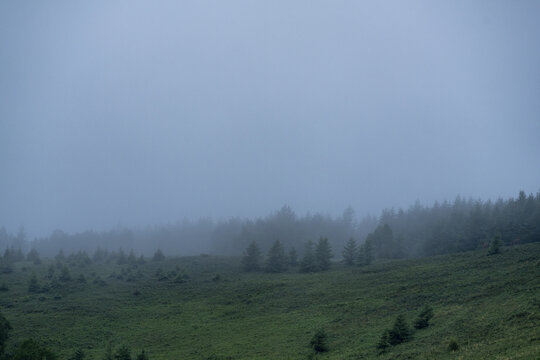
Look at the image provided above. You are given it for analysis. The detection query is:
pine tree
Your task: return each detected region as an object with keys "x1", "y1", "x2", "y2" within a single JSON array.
[
  {"x1": 27, "y1": 248, "x2": 41, "y2": 264},
  {"x1": 315, "y1": 237, "x2": 333, "y2": 271},
  {"x1": 152, "y1": 249, "x2": 165, "y2": 261},
  {"x1": 309, "y1": 329, "x2": 329, "y2": 353},
  {"x1": 288, "y1": 247, "x2": 298, "y2": 267},
  {"x1": 265, "y1": 240, "x2": 288, "y2": 273},
  {"x1": 241, "y1": 241, "x2": 261, "y2": 272},
  {"x1": 388, "y1": 314, "x2": 411, "y2": 345},
  {"x1": 300, "y1": 241, "x2": 317, "y2": 272},
  {"x1": 358, "y1": 240, "x2": 373, "y2": 266},
  {"x1": 28, "y1": 272, "x2": 40, "y2": 293},
  {"x1": 376, "y1": 329, "x2": 390, "y2": 353},
  {"x1": 414, "y1": 305, "x2": 434, "y2": 329},
  {"x1": 342, "y1": 237, "x2": 357, "y2": 266}
]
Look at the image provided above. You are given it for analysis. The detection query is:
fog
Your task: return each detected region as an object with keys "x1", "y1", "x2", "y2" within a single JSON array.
[{"x1": 1, "y1": 1, "x2": 539, "y2": 241}]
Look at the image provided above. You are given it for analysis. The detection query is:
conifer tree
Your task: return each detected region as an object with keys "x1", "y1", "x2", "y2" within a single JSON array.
[
  {"x1": 342, "y1": 237, "x2": 357, "y2": 266},
  {"x1": 288, "y1": 247, "x2": 298, "y2": 267},
  {"x1": 265, "y1": 240, "x2": 288, "y2": 273},
  {"x1": 388, "y1": 314, "x2": 411, "y2": 345},
  {"x1": 300, "y1": 240, "x2": 317, "y2": 272},
  {"x1": 241, "y1": 241, "x2": 261, "y2": 271},
  {"x1": 315, "y1": 237, "x2": 333, "y2": 271}
]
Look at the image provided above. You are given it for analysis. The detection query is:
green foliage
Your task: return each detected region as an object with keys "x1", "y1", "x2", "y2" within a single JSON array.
[
  {"x1": 265, "y1": 240, "x2": 288, "y2": 273},
  {"x1": 136, "y1": 349, "x2": 149, "y2": 360},
  {"x1": 0, "y1": 243, "x2": 538, "y2": 359},
  {"x1": 0, "y1": 311, "x2": 11, "y2": 355},
  {"x1": 114, "y1": 345, "x2": 131, "y2": 360},
  {"x1": 300, "y1": 241, "x2": 317, "y2": 272},
  {"x1": 68, "y1": 348, "x2": 85, "y2": 360},
  {"x1": 13, "y1": 339, "x2": 57, "y2": 360},
  {"x1": 241, "y1": 241, "x2": 261, "y2": 272},
  {"x1": 376, "y1": 329, "x2": 390, "y2": 353},
  {"x1": 309, "y1": 329, "x2": 329, "y2": 353},
  {"x1": 359, "y1": 240, "x2": 373, "y2": 265},
  {"x1": 414, "y1": 305, "x2": 434, "y2": 329},
  {"x1": 102, "y1": 342, "x2": 113, "y2": 360},
  {"x1": 388, "y1": 314, "x2": 411, "y2": 345},
  {"x1": 447, "y1": 338, "x2": 459, "y2": 352},
  {"x1": 342, "y1": 237, "x2": 357, "y2": 266},
  {"x1": 315, "y1": 237, "x2": 333, "y2": 271}
]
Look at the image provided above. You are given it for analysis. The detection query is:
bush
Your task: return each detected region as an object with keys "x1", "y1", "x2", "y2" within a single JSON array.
[
  {"x1": 414, "y1": 305, "x2": 434, "y2": 329},
  {"x1": 376, "y1": 329, "x2": 390, "y2": 353},
  {"x1": 13, "y1": 339, "x2": 57, "y2": 360},
  {"x1": 309, "y1": 329, "x2": 329, "y2": 353},
  {"x1": 114, "y1": 345, "x2": 131, "y2": 360},
  {"x1": 68, "y1": 348, "x2": 85, "y2": 360},
  {"x1": 136, "y1": 349, "x2": 149, "y2": 360},
  {"x1": 448, "y1": 338, "x2": 459, "y2": 352}
]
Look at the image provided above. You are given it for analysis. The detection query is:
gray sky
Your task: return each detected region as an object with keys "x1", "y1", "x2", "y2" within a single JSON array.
[{"x1": 1, "y1": 1, "x2": 539, "y2": 238}]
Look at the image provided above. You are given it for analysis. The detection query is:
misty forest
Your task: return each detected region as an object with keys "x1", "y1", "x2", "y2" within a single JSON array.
[{"x1": 1, "y1": 1, "x2": 540, "y2": 360}]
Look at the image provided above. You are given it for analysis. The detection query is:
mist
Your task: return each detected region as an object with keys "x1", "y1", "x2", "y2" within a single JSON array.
[{"x1": 1, "y1": 1, "x2": 539, "y2": 241}]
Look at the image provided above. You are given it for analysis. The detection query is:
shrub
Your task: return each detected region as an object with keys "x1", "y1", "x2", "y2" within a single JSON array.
[
  {"x1": 414, "y1": 305, "x2": 434, "y2": 329},
  {"x1": 388, "y1": 314, "x2": 411, "y2": 345},
  {"x1": 376, "y1": 329, "x2": 390, "y2": 353},
  {"x1": 13, "y1": 339, "x2": 57, "y2": 360},
  {"x1": 309, "y1": 329, "x2": 329, "y2": 353},
  {"x1": 68, "y1": 348, "x2": 85, "y2": 360},
  {"x1": 136, "y1": 349, "x2": 149, "y2": 360},
  {"x1": 448, "y1": 338, "x2": 459, "y2": 352},
  {"x1": 114, "y1": 345, "x2": 131, "y2": 360}
]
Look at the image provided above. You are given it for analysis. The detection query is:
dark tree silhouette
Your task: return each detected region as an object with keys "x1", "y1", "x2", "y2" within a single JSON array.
[
  {"x1": 342, "y1": 237, "x2": 357, "y2": 266},
  {"x1": 265, "y1": 240, "x2": 288, "y2": 273},
  {"x1": 315, "y1": 237, "x2": 333, "y2": 271},
  {"x1": 241, "y1": 241, "x2": 262, "y2": 272}
]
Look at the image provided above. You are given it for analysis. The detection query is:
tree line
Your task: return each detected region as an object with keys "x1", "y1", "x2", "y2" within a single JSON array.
[{"x1": 1, "y1": 191, "x2": 538, "y2": 260}]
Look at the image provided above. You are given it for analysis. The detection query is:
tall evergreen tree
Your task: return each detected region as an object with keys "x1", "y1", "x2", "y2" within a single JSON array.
[
  {"x1": 315, "y1": 237, "x2": 333, "y2": 271},
  {"x1": 388, "y1": 314, "x2": 411, "y2": 345},
  {"x1": 300, "y1": 240, "x2": 317, "y2": 272},
  {"x1": 288, "y1": 247, "x2": 298, "y2": 267},
  {"x1": 342, "y1": 237, "x2": 357, "y2": 266},
  {"x1": 265, "y1": 240, "x2": 288, "y2": 273},
  {"x1": 242, "y1": 241, "x2": 262, "y2": 271}
]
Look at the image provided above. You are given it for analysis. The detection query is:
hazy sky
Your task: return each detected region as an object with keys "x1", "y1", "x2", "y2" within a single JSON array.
[{"x1": 1, "y1": 1, "x2": 539, "y2": 238}]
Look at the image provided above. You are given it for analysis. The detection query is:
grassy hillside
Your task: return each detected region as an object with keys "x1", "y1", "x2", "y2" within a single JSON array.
[{"x1": 1, "y1": 243, "x2": 539, "y2": 359}]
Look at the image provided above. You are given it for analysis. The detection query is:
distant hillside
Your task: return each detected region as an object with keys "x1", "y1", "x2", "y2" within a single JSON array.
[{"x1": 1, "y1": 242, "x2": 539, "y2": 359}]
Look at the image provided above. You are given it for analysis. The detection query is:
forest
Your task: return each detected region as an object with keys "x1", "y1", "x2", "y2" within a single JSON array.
[{"x1": 1, "y1": 191, "x2": 538, "y2": 262}]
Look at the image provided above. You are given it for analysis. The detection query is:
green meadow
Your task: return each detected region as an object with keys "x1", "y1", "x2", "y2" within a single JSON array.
[{"x1": 1, "y1": 243, "x2": 539, "y2": 359}]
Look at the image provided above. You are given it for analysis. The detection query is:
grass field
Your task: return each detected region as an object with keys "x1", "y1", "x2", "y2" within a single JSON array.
[{"x1": 1, "y1": 243, "x2": 539, "y2": 359}]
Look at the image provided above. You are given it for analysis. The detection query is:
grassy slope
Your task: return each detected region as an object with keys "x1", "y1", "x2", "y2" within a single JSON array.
[{"x1": 1, "y1": 244, "x2": 539, "y2": 359}]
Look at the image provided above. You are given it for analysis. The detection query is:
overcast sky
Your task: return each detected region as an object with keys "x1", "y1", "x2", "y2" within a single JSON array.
[{"x1": 1, "y1": 1, "x2": 539, "y2": 238}]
